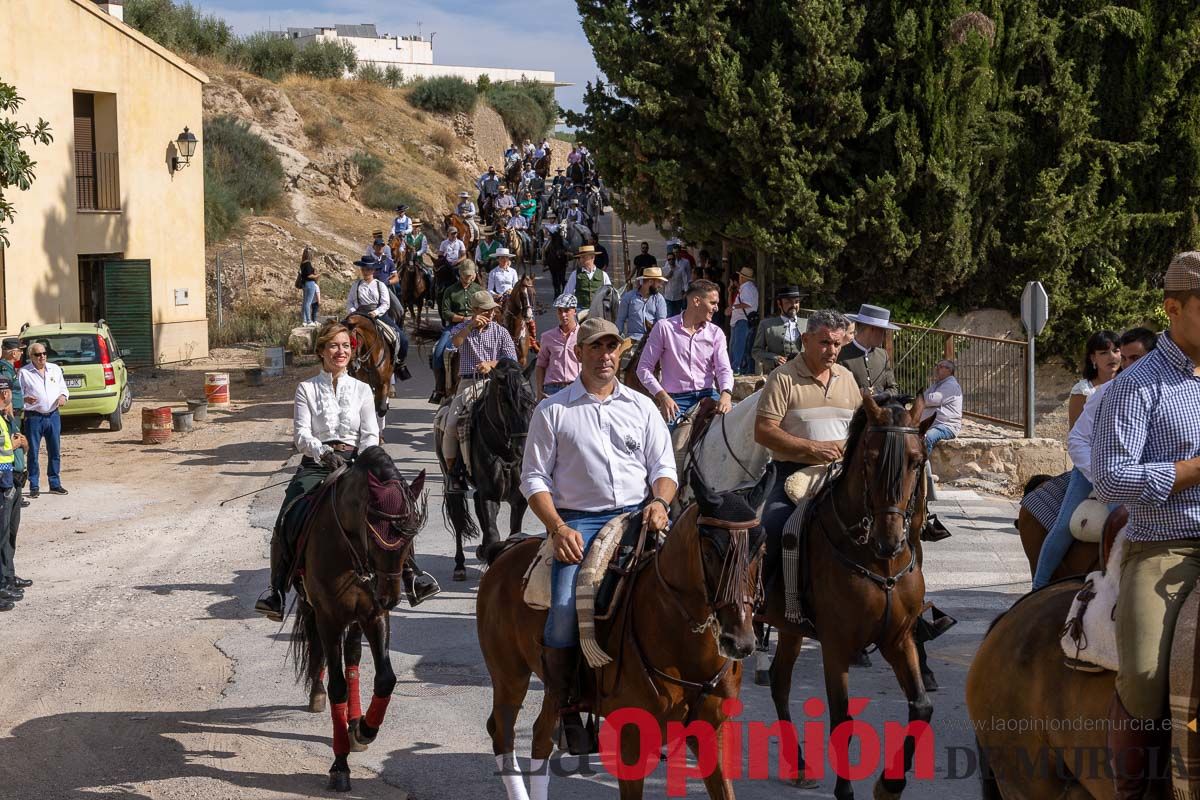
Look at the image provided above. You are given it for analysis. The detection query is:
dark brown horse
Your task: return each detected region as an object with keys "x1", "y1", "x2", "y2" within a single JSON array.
[
  {"x1": 504, "y1": 159, "x2": 523, "y2": 193},
  {"x1": 500, "y1": 270, "x2": 537, "y2": 373},
  {"x1": 1017, "y1": 474, "x2": 1098, "y2": 582},
  {"x1": 477, "y1": 468, "x2": 774, "y2": 799},
  {"x1": 443, "y1": 213, "x2": 477, "y2": 256},
  {"x1": 442, "y1": 359, "x2": 537, "y2": 581},
  {"x1": 343, "y1": 313, "x2": 393, "y2": 424},
  {"x1": 289, "y1": 446, "x2": 427, "y2": 791},
  {"x1": 543, "y1": 225, "x2": 571, "y2": 298},
  {"x1": 621, "y1": 324, "x2": 655, "y2": 398},
  {"x1": 396, "y1": 259, "x2": 428, "y2": 333},
  {"x1": 757, "y1": 394, "x2": 935, "y2": 800},
  {"x1": 533, "y1": 149, "x2": 551, "y2": 178}
]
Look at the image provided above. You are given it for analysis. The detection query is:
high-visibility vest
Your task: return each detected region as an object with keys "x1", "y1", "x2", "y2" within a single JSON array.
[{"x1": 0, "y1": 415, "x2": 14, "y2": 467}]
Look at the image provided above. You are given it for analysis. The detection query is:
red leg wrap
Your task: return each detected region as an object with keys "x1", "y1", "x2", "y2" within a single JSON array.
[
  {"x1": 330, "y1": 702, "x2": 350, "y2": 756},
  {"x1": 345, "y1": 667, "x2": 362, "y2": 721},
  {"x1": 365, "y1": 694, "x2": 392, "y2": 729}
]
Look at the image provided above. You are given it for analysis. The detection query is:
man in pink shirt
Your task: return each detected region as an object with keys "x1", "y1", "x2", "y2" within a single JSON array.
[
  {"x1": 535, "y1": 293, "x2": 581, "y2": 399},
  {"x1": 636, "y1": 279, "x2": 734, "y2": 428}
]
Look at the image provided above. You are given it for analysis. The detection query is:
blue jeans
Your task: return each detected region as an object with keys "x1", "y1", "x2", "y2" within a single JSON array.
[
  {"x1": 23, "y1": 410, "x2": 62, "y2": 491},
  {"x1": 730, "y1": 319, "x2": 751, "y2": 374},
  {"x1": 433, "y1": 328, "x2": 453, "y2": 376},
  {"x1": 668, "y1": 389, "x2": 718, "y2": 430},
  {"x1": 545, "y1": 505, "x2": 640, "y2": 648},
  {"x1": 301, "y1": 281, "x2": 318, "y2": 324},
  {"x1": 1032, "y1": 467, "x2": 1111, "y2": 590},
  {"x1": 924, "y1": 423, "x2": 957, "y2": 455}
]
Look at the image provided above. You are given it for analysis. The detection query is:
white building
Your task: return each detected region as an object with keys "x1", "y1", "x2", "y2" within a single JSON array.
[{"x1": 284, "y1": 24, "x2": 564, "y2": 87}]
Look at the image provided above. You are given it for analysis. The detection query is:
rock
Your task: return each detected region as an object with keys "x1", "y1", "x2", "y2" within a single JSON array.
[
  {"x1": 931, "y1": 436, "x2": 1069, "y2": 496},
  {"x1": 288, "y1": 326, "x2": 316, "y2": 355},
  {"x1": 732, "y1": 375, "x2": 765, "y2": 402}
]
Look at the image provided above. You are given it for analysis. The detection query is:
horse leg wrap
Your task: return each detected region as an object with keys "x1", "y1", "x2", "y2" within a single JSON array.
[
  {"x1": 528, "y1": 757, "x2": 549, "y2": 800},
  {"x1": 495, "y1": 753, "x2": 531, "y2": 800},
  {"x1": 330, "y1": 702, "x2": 351, "y2": 756},
  {"x1": 365, "y1": 694, "x2": 391, "y2": 729},
  {"x1": 345, "y1": 667, "x2": 362, "y2": 721}
]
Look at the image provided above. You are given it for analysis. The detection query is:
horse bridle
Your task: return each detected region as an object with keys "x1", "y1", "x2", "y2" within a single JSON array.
[{"x1": 327, "y1": 479, "x2": 412, "y2": 585}]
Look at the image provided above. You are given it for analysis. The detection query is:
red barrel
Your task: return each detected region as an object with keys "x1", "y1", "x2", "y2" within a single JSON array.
[{"x1": 141, "y1": 406, "x2": 173, "y2": 445}]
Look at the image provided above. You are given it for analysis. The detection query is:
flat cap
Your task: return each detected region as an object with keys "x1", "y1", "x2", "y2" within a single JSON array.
[{"x1": 1165, "y1": 252, "x2": 1200, "y2": 292}]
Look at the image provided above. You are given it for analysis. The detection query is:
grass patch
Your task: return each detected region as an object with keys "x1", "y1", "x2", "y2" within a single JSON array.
[
  {"x1": 208, "y1": 297, "x2": 297, "y2": 348},
  {"x1": 409, "y1": 76, "x2": 478, "y2": 114},
  {"x1": 360, "y1": 176, "x2": 420, "y2": 212},
  {"x1": 303, "y1": 118, "x2": 341, "y2": 147},
  {"x1": 434, "y1": 156, "x2": 460, "y2": 180},
  {"x1": 203, "y1": 116, "x2": 285, "y2": 242},
  {"x1": 430, "y1": 126, "x2": 457, "y2": 152},
  {"x1": 350, "y1": 150, "x2": 384, "y2": 179},
  {"x1": 486, "y1": 80, "x2": 558, "y2": 143}
]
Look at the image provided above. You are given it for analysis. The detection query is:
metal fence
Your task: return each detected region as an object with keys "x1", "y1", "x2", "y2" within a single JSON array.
[
  {"x1": 75, "y1": 150, "x2": 120, "y2": 211},
  {"x1": 887, "y1": 323, "x2": 1027, "y2": 430}
]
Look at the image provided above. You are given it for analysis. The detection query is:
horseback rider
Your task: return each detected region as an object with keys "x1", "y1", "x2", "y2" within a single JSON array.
[
  {"x1": 837, "y1": 303, "x2": 901, "y2": 393},
  {"x1": 534, "y1": 293, "x2": 580, "y2": 400},
  {"x1": 479, "y1": 168, "x2": 501, "y2": 204},
  {"x1": 438, "y1": 226, "x2": 467, "y2": 272},
  {"x1": 404, "y1": 218, "x2": 434, "y2": 302},
  {"x1": 455, "y1": 191, "x2": 477, "y2": 221},
  {"x1": 441, "y1": 291, "x2": 518, "y2": 492},
  {"x1": 495, "y1": 185, "x2": 518, "y2": 217},
  {"x1": 521, "y1": 315, "x2": 677, "y2": 753},
  {"x1": 551, "y1": 167, "x2": 566, "y2": 188},
  {"x1": 1092, "y1": 253, "x2": 1200, "y2": 798},
  {"x1": 486, "y1": 248, "x2": 518, "y2": 301},
  {"x1": 365, "y1": 233, "x2": 400, "y2": 307},
  {"x1": 429, "y1": 262, "x2": 484, "y2": 406},
  {"x1": 519, "y1": 190, "x2": 538, "y2": 224},
  {"x1": 614, "y1": 266, "x2": 668, "y2": 341},
  {"x1": 347, "y1": 255, "x2": 409, "y2": 371},
  {"x1": 563, "y1": 245, "x2": 610, "y2": 312},
  {"x1": 636, "y1": 279, "x2": 734, "y2": 429},
  {"x1": 474, "y1": 227, "x2": 501, "y2": 270},
  {"x1": 752, "y1": 285, "x2": 806, "y2": 374},
  {"x1": 389, "y1": 204, "x2": 412, "y2": 239},
  {"x1": 564, "y1": 198, "x2": 587, "y2": 232}
]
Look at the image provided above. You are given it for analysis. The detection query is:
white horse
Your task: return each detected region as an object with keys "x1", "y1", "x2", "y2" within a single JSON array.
[{"x1": 672, "y1": 388, "x2": 770, "y2": 510}]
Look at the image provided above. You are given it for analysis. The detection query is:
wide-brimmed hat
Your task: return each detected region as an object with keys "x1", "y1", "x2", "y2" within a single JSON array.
[
  {"x1": 577, "y1": 317, "x2": 621, "y2": 346},
  {"x1": 737, "y1": 266, "x2": 756, "y2": 281},
  {"x1": 846, "y1": 303, "x2": 900, "y2": 331},
  {"x1": 553, "y1": 293, "x2": 578, "y2": 309},
  {"x1": 480, "y1": 226, "x2": 496, "y2": 236},
  {"x1": 458, "y1": 191, "x2": 470, "y2": 198},
  {"x1": 570, "y1": 199, "x2": 580, "y2": 205},
  {"x1": 638, "y1": 266, "x2": 667, "y2": 282},
  {"x1": 494, "y1": 248, "x2": 513, "y2": 260},
  {"x1": 470, "y1": 290, "x2": 498, "y2": 311},
  {"x1": 775, "y1": 285, "x2": 803, "y2": 300},
  {"x1": 1166, "y1": 251, "x2": 1200, "y2": 292},
  {"x1": 1, "y1": 337, "x2": 24, "y2": 350},
  {"x1": 575, "y1": 245, "x2": 597, "y2": 258},
  {"x1": 395, "y1": 205, "x2": 407, "y2": 213},
  {"x1": 447, "y1": 226, "x2": 460, "y2": 235},
  {"x1": 411, "y1": 218, "x2": 422, "y2": 227},
  {"x1": 354, "y1": 254, "x2": 379, "y2": 269}
]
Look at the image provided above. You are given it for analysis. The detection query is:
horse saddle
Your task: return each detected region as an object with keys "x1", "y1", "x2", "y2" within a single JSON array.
[
  {"x1": 1060, "y1": 506, "x2": 1129, "y2": 672},
  {"x1": 773, "y1": 464, "x2": 838, "y2": 627},
  {"x1": 1069, "y1": 493, "x2": 1111, "y2": 543}
]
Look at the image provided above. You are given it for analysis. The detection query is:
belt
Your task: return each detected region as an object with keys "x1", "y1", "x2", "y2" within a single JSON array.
[{"x1": 324, "y1": 441, "x2": 356, "y2": 453}]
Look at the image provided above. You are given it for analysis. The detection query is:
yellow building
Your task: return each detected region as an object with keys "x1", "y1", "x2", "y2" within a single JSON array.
[{"x1": 0, "y1": 0, "x2": 208, "y2": 364}]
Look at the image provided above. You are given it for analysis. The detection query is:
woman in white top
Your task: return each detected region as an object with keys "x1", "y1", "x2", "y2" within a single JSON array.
[
  {"x1": 1067, "y1": 330, "x2": 1120, "y2": 428},
  {"x1": 487, "y1": 250, "x2": 518, "y2": 299},
  {"x1": 256, "y1": 321, "x2": 379, "y2": 619}
]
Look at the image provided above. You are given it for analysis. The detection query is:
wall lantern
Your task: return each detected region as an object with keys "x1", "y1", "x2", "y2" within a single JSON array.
[{"x1": 171, "y1": 127, "x2": 198, "y2": 173}]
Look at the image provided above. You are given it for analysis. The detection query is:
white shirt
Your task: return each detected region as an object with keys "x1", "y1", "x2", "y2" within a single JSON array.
[
  {"x1": 919, "y1": 376, "x2": 963, "y2": 434},
  {"x1": 439, "y1": 238, "x2": 466, "y2": 263},
  {"x1": 664, "y1": 258, "x2": 691, "y2": 301},
  {"x1": 521, "y1": 378, "x2": 677, "y2": 511},
  {"x1": 564, "y1": 267, "x2": 611, "y2": 296},
  {"x1": 18, "y1": 362, "x2": 69, "y2": 414},
  {"x1": 1068, "y1": 381, "x2": 1111, "y2": 483},
  {"x1": 390, "y1": 215, "x2": 411, "y2": 237},
  {"x1": 730, "y1": 280, "x2": 759, "y2": 325},
  {"x1": 456, "y1": 201, "x2": 477, "y2": 218},
  {"x1": 293, "y1": 371, "x2": 380, "y2": 460},
  {"x1": 488, "y1": 265, "x2": 519, "y2": 296},
  {"x1": 345, "y1": 278, "x2": 390, "y2": 317}
]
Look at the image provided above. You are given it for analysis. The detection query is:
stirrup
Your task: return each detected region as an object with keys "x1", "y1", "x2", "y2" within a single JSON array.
[
  {"x1": 405, "y1": 571, "x2": 442, "y2": 607},
  {"x1": 254, "y1": 589, "x2": 284, "y2": 622}
]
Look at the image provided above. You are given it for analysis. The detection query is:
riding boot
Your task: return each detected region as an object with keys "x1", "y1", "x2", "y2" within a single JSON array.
[
  {"x1": 1107, "y1": 692, "x2": 1164, "y2": 798},
  {"x1": 254, "y1": 527, "x2": 287, "y2": 620},
  {"x1": 402, "y1": 556, "x2": 442, "y2": 606},
  {"x1": 542, "y1": 646, "x2": 591, "y2": 756},
  {"x1": 445, "y1": 457, "x2": 468, "y2": 494}
]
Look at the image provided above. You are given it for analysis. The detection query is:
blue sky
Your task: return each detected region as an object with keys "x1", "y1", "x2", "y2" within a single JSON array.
[{"x1": 202, "y1": 0, "x2": 601, "y2": 113}]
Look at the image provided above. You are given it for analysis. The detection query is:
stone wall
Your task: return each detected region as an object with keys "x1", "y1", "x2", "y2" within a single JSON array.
[{"x1": 931, "y1": 436, "x2": 1069, "y2": 496}]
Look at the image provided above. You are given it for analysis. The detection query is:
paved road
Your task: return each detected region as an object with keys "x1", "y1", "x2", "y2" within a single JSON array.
[{"x1": 594, "y1": 208, "x2": 672, "y2": 288}]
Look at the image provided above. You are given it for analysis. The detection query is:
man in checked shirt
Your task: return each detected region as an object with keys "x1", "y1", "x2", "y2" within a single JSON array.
[{"x1": 1092, "y1": 251, "x2": 1200, "y2": 798}]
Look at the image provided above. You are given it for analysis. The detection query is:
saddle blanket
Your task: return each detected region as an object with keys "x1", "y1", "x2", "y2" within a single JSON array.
[
  {"x1": 522, "y1": 512, "x2": 639, "y2": 668},
  {"x1": 780, "y1": 465, "x2": 834, "y2": 625},
  {"x1": 1060, "y1": 528, "x2": 1125, "y2": 671},
  {"x1": 1021, "y1": 471, "x2": 1069, "y2": 531}
]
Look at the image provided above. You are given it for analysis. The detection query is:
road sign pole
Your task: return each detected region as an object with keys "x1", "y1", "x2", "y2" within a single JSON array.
[
  {"x1": 1026, "y1": 333, "x2": 1036, "y2": 438},
  {"x1": 1020, "y1": 280, "x2": 1048, "y2": 439}
]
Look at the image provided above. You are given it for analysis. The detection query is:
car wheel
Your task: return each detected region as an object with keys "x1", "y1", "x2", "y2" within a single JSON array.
[
  {"x1": 120, "y1": 384, "x2": 133, "y2": 413},
  {"x1": 108, "y1": 404, "x2": 123, "y2": 432}
]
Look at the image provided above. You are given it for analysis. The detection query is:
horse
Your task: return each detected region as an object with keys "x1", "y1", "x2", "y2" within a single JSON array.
[
  {"x1": 387, "y1": 233, "x2": 406, "y2": 271},
  {"x1": 567, "y1": 160, "x2": 585, "y2": 186},
  {"x1": 756, "y1": 393, "x2": 936, "y2": 800},
  {"x1": 543, "y1": 226, "x2": 571, "y2": 298},
  {"x1": 441, "y1": 359, "x2": 537, "y2": 581},
  {"x1": 500, "y1": 270, "x2": 537, "y2": 375},
  {"x1": 443, "y1": 213, "x2": 477, "y2": 256},
  {"x1": 621, "y1": 331, "x2": 655, "y2": 398},
  {"x1": 581, "y1": 283, "x2": 620, "y2": 324},
  {"x1": 585, "y1": 186, "x2": 604, "y2": 224},
  {"x1": 288, "y1": 446, "x2": 427, "y2": 792},
  {"x1": 505, "y1": 159, "x2": 523, "y2": 192},
  {"x1": 1017, "y1": 473, "x2": 1098, "y2": 582},
  {"x1": 343, "y1": 314, "x2": 394, "y2": 425},
  {"x1": 533, "y1": 150, "x2": 551, "y2": 178},
  {"x1": 395, "y1": 251, "x2": 428, "y2": 333},
  {"x1": 501, "y1": 226, "x2": 526, "y2": 267},
  {"x1": 477, "y1": 467, "x2": 775, "y2": 799}
]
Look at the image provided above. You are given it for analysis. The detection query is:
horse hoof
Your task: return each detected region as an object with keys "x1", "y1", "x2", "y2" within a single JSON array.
[
  {"x1": 452, "y1": 567, "x2": 467, "y2": 582},
  {"x1": 873, "y1": 777, "x2": 903, "y2": 800},
  {"x1": 328, "y1": 770, "x2": 352, "y2": 792},
  {"x1": 348, "y1": 718, "x2": 375, "y2": 751},
  {"x1": 308, "y1": 691, "x2": 327, "y2": 713}
]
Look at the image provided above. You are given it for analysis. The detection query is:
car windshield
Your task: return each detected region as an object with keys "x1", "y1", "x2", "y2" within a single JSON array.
[{"x1": 24, "y1": 334, "x2": 101, "y2": 366}]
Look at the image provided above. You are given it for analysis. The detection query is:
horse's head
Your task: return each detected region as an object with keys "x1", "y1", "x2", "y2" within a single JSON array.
[
  {"x1": 687, "y1": 465, "x2": 775, "y2": 659},
  {"x1": 349, "y1": 446, "x2": 428, "y2": 611},
  {"x1": 485, "y1": 359, "x2": 537, "y2": 439},
  {"x1": 841, "y1": 392, "x2": 932, "y2": 560}
]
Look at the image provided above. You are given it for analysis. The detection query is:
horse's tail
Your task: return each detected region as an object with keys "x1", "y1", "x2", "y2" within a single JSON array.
[
  {"x1": 289, "y1": 598, "x2": 323, "y2": 695},
  {"x1": 443, "y1": 488, "x2": 481, "y2": 542}
]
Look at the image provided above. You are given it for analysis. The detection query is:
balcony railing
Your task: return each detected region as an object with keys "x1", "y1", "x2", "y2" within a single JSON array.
[{"x1": 75, "y1": 150, "x2": 120, "y2": 211}]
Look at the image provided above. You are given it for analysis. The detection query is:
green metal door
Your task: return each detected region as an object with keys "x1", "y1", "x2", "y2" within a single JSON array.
[{"x1": 102, "y1": 259, "x2": 153, "y2": 366}]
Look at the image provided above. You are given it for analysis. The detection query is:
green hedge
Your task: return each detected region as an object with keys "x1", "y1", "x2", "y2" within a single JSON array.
[
  {"x1": 203, "y1": 116, "x2": 284, "y2": 242},
  {"x1": 487, "y1": 81, "x2": 557, "y2": 142},
  {"x1": 409, "y1": 76, "x2": 479, "y2": 114}
]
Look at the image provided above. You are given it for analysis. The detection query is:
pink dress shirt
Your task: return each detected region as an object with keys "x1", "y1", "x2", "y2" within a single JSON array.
[
  {"x1": 536, "y1": 324, "x2": 580, "y2": 385},
  {"x1": 635, "y1": 315, "x2": 734, "y2": 397}
]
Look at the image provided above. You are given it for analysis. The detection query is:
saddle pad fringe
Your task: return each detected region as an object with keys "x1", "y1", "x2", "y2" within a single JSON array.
[{"x1": 577, "y1": 513, "x2": 634, "y2": 668}]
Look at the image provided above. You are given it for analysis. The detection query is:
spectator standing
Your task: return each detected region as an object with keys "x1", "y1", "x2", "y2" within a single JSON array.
[
  {"x1": 296, "y1": 247, "x2": 319, "y2": 326},
  {"x1": 837, "y1": 304, "x2": 900, "y2": 393},
  {"x1": 728, "y1": 267, "x2": 760, "y2": 375},
  {"x1": 0, "y1": 376, "x2": 28, "y2": 604},
  {"x1": 592, "y1": 236, "x2": 610, "y2": 272},
  {"x1": 18, "y1": 343, "x2": 68, "y2": 498},
  {"x1": 535, "y1": 294, "x2": 581, "y2": 399},
  {"x1": 919, "y1": 359, "x2": 963, "y2": 454},
  {"x1": 632, "y1": 242, "x2": 657, "y2": 278},
  {"x1": 662, "y1": 248, "x2": 690, "y2": 317},
  {"x1": 1067, "y1": 330, "x2": 1121, "y2": 429},
  {"x1": 752, "y1": 285, "x2": 806, "y2": 374}
]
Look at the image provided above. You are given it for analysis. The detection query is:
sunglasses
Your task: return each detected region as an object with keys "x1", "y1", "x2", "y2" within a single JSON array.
[{"x1": 30, "y1": 352, "x2": 47, "y2": 358}]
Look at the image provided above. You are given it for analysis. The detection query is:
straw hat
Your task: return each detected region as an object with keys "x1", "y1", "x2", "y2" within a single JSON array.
[
  {"x1": 575, "y1": 245, "x2": 597, "y2": 258},
  {"x1": 638, "y1": 266, "x2": 667, "y2": 282},
  {"x1": 737, "y1": 266, "x2": 756, "y2": 281}
]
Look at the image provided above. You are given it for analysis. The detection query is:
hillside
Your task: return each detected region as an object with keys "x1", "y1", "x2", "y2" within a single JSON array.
[{"x1": 199, "y1": 60, "x2": 569, "y2": 310}]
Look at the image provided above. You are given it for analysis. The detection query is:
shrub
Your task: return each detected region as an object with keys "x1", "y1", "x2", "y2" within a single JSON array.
[
  {"x1": 230, "y1": 33, "x2": 296, "y2": 81},
  {"x1": 360, "y1": 176, "x2": 420, "y2": 212},
  {"x1": 430, "y1": 127, "x2": 457, "y2": 152},
  {"x1": 356, "y1": 63, "x2": 387, "y2": 85},
  {"x1": 125, "y1": 0, "x2": 233, "y2": 56},
  {"x1": 209, "y1": 296, "x2": 297, "y2": 348},
  {"x1": 303, "y1": 118, "x2": 339, "y2": 148},
  {"x1": 294, "y1": 40, "x2": 357, "y2": 79},
  {"x1": 384, "y1": 66, "x2": 405, "y2": 89},
  {"x1": 409, "y1": 76, "x2": 478, "y2": 114},
  {"x1": 476, "y1": 74, "x2": 493, "y2": 94},
  {"x1": 203, "y1": 116, "x2": 285, "y2": 242},
  {"x1": 487, "y1": 80, "x2": 558, "y2": 143},
  {"x1": 434, "y1": 156, "x2": 460, "y2": 180},
  {"x1": 350, "y1": 150, "x2": 384, "y2": 179}
]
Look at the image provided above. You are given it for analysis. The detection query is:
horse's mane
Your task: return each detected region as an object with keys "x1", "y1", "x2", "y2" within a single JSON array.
[
  {"x1": 840, "y1": 394, "x2": 910, "y2": 466},
  {"x1": 486, "y1": 359, "x2": 536, "y2": 414},
  {"x1": 354, "y1": 445, "x2": 403, "y2": 483},
  {"x1": 838, "y1": 394, "x2": 916, "y2": 501}
]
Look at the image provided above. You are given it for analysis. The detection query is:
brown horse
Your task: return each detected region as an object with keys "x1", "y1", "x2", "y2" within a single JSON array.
[
  {"x1": 443, "y1": 213, "x2": 477, "y2": 256},
  {"x1": 1017, "y1": 474, "x2": 1098, "y2": 582},
  {"x1": 396, "y1": 259, "x2": 428, "y2": 332},
  {"x1": 343, "y1": 314, "x2": 394, "y2": 424},
  {"x1": 621, "y1": 325, "x2": 655, "y2": 398},
  {"x1": 757, "y1": 393, "x2": 935, "y2": 800},
  {"x1": 500, "y1": 270, "x2": 537, "y2": 372},
  {"x1": 534, "y1": 149, "x2": 551, "y2": 178},
  {"x1": 477, "y1": 468, "x2": 774, "y2": 799},
  {"x1": 289, "y1": 446, "x2": 427, "y2": 791},
  {"x1": 501, "y1": 226, "x2": 526, "y2": 266}
]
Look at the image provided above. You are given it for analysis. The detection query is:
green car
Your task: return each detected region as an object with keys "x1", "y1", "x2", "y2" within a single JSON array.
[{"x1": 19, "y1": 321, "x2": 134, "y2": 431}]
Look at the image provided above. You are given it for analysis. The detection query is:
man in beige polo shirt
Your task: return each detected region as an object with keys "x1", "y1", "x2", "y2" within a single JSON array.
[{"x1": 755, "y1": 309, "x2": 862, "y2": 544}]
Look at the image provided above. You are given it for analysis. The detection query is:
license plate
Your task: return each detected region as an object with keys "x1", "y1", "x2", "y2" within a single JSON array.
[{"x1": 65, "y1": 376, "x2": 84, "y2": 389}]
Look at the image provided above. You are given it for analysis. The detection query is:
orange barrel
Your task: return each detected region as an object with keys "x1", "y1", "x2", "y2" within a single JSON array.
[
  {"x1": 141, "y1": 406, "x2": 173, "y2": 444},
  {"x1": 204, "y1": 372, "x2": 230, "y2": 407}
]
